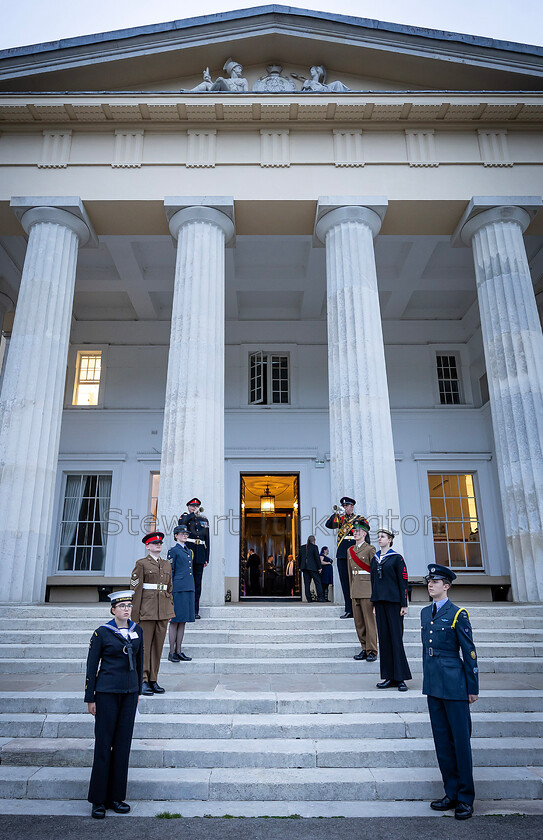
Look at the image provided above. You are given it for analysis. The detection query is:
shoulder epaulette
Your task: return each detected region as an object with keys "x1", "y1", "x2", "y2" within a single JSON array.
[{"x1": 452, "y1": 607, "x2": 470, "y2": 629}]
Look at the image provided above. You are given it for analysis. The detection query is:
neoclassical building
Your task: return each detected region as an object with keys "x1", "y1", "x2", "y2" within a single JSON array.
[{"x1": 0, "y1": 6, "x2": 542, "y2": 605}]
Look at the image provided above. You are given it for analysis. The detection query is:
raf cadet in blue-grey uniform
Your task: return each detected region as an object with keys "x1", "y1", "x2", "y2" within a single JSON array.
[
  {"x1": 167, "y1": 525, "x2": 196, "y2": 662},
  {"x1": 421, "y1": 564, "x2": 479, "y2": 821}
]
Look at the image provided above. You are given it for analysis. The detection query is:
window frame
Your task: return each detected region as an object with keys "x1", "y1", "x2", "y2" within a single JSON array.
[
  {"x1": 66, "y1": 345, "x2": 108, "y2": 409},
  {"x1": 247, "y1": 349, "x2": 291, "y2": 407},
  {"x1": 55, "y1": 470, "x2": 113, "y2": 574},
  {"x1": 428, "y1": 346, "x2": 473, "y2": 408},
  {"x1": 426, "y1": 470, "x2": 485, "y2": 573}
]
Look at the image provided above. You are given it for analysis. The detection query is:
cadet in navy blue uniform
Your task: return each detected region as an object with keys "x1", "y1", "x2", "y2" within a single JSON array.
[
  {"x1": 421, "y1": 564, "x2": 479, "y2": 821},
  {"x1": 85, "y1": 590, "x2": 143, "y2": 819},
  {"x1": 178, "y1": 497, "x2": 209, "y2": 619},
  {"x1": 167, "y1": 525, "x2": 196, "y2": 662},
  {"x1": 370, "y1": 528, "x2": 412, "y2": 691}
]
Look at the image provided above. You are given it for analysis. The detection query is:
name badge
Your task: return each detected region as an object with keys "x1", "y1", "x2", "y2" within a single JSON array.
[{"x1": 129, "y1": 632, "x2": 139, "y2": 639}]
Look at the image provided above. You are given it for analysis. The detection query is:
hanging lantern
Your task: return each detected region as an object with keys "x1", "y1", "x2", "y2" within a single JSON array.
[{"x1": 260, "y1": 483, "x2": 275, "y2": 514}]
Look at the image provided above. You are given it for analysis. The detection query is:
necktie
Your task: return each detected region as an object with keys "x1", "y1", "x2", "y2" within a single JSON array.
[{"x1": 432, "y1": 603, "x2": 437, "y2": 618}]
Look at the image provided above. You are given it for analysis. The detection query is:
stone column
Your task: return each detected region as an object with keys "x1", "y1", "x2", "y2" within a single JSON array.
[
  {"x1": 315, "y1": 197, "x2": 402, "y2": 563},
  {"x1": 161, "y1": 198, "x2": 235, "y2": 606},
  {"x1": 454, "y1": 197, "x2": 543, "y2": 602},
  {"x1": 0, "y1": 198, "x2": 95, "y2": 603}
]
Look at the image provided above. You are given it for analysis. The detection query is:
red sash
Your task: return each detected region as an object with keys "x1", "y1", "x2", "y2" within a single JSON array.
[{"x1": 349, "y1": 545, "x2": 371, "y2": 573}]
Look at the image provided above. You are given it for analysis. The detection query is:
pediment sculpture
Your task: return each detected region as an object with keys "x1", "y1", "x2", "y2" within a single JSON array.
[{"x1": 182, "y1": 61, "x2": 351, "y2": 93}]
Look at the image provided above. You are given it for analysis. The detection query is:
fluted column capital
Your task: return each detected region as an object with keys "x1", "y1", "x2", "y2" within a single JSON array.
[
  {"x1": 314, "y1": 196, "x2": 388, "y2": 245},
  {"x1": 10, "y1": 196, "x2": 97, "y2": 248},
  {"x1": 452, "y1": 195, "x2": 542, "y2": 247},
  {"x1": 164, "y1": 196, "x2": 235, "y2": 246}
]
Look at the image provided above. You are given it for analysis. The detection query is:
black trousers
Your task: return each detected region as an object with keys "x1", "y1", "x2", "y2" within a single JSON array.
[
  {"x1": 336, "y1": 557, "x2": 352, "y2": 614},
  {"x1": 374, "y1": 601, "x2": 412, "y2": 682},
  {"x1": 193, "y1": 563, "x2": 205, "y2": 613},
  {"x1": 427, "y1": 695, "x2": 475, "y2": 806},
  {"x1": 302, "y1": 569, "x2": 324, "y2": 601},
  {"x1": 88, "y1": 691, "x2": 138, "y2": 805}
]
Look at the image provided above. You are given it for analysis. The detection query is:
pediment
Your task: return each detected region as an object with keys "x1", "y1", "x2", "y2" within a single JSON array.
[{"x1": 1, "y1": 6, "x2": 542, "y2": 94}]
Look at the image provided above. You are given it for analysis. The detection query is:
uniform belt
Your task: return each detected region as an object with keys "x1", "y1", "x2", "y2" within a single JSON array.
[
  {"x1": 187, "y1": 538, "x2": 206, "y2": 546},
  {"x1": 426, "y1": 648, "x2": 461, "y2": 658},
  {"x1": 352, "y1": 570, "x2": 370, "y2": 575},
  {"x1": 142, "y1": 583, "x2": 167, "y2": 591}
]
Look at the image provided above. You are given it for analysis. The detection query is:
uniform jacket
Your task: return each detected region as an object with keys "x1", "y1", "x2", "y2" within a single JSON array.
[
  {"x1": 84, "y1": 620, "x2": 143, "y2": 702},
  {"x1": 370, "y1": 549, "x2": 409, "y2": 607},
  {"x1": 130, "y1": 554, "x2": 175, "y2": 622},
  {"x1": 178, "y1": 511, "x2": 210, "y2": 564},
  {"x1": 167, "y1": 542, "x2": 195, "y2": 593},
  {"x1": 298, "y1": 543, "x2": 321, "y2": 571},
  {"x1": 421, "y1": 599, "x2": 479, "y2": 701},
  {"x1": 348, "y1": 542, "x2": 376, "y2": 599},
  {"x1": 324, "y1": 513, "x2": 355, "y2": 559}
]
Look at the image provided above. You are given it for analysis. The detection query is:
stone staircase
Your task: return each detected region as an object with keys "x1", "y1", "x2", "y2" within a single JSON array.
[{"x1": 0, "y1": 603, "x2": 542, "y2": 816}]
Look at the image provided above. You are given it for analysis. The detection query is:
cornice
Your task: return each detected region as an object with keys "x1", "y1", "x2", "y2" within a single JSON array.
[{"x1": 0, "y1": 93, "x2": 542, "y2": 126}]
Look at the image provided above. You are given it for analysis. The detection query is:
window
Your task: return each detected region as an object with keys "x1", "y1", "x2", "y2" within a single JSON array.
[
  {"x1": 149, "y1": 472, "x2": 160, "y2": 528},
  {"x1": 436, "y1": 354, "x2": 461, "y2": 405},
  {"x1": 58, "y1": 474, "x2": 112, "y2": 571},
  {"x1": 73, "y1": 351, "x2": 102, "y2": 406},
  {"x1": 249, "y1": 352, "x2": 289, "y2": 405},
  {"x1": 427, "y1": 473, "x2": 483, "y2": 571}
]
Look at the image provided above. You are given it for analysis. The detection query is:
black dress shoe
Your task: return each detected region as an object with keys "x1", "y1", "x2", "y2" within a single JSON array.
[
  {"x1": 150, "y1": 681, "x2": 165, "y2": 694},
  {"x1": 354, "y1": 650, "x2": 367, "y2": 660},
  {"x1": 141, "y1": 682, "x2": 154, "y2": 696},
  {"x1": 178, "y1": 651, "x2": 192, "y2": 661},
  {"x1": 195, "y1": 614, "x2": 201, "y2": 619},
  {"x1": 106, "y1": 801, "x2": 131, "y2": 814},
  {"x1": 366, "y1": 652, "x2": 377, "y2": 662},
  {"x1": 397, "y1": 681, "x2": 408, "y2": 692},
  {"x1": 376, "y1": 679, "x2": 397, "y2": 689},
  {"x1": 168, "y1": 652, "x2": 181, "y2": 662},
  {"x1": 455, "y1": 803, "x2": 474, "y2": 820},
  {"x1": 91, "y1": 804, "x2": 106, "y2": 819},
  {"x1": 430, "y1": 795, "x2": 457, "y2": 811},
  {"x1": 340, "y1": 612, "x2": 353, "y2": 619}
]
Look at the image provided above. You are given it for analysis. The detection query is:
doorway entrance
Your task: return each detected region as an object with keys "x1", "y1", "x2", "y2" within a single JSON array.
[{"x1": 240, "y1": 474, "x2": 300, "y2": 600}]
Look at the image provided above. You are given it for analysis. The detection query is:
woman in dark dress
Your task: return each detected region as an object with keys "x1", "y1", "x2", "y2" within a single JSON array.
[
  {"x1": 85, "y1": 590, "x2": 143, "y2": 819},
  {"x1": 167, "y1": 525, "x2": 196, "y2": 661},
  {"x1": 319, "y1": 546, "x2": 333, "y2": 601}
]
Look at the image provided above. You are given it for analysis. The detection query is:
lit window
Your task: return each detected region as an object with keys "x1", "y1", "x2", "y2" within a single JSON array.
[
  {"x1": 149, "y1": 472, "x2": 160, "y2": 527},
  {"x1": 58, "y1": 474, "x2": 111, "y2": 572},
  {"x1": 249, "y1": 352, "x2": 289, "y2": 405},
  {"x1": 436, "y1": 354, "x2": 461, "y2": 405},
  {"x1": 427, "y1": 473, "x2": 483, "y2": 571},
  {"x1": 73, "y1": 351, "x2": 102, "y2": 406}
]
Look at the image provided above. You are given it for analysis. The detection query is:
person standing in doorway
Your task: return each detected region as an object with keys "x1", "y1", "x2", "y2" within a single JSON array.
[
  {"x1": 167, "y1": 525, "x2": 195, "y2": 662},
  {"x1": 130, "y1": 531, "x2": 174, "y2": 695},
  {"x1": 247, "y1": 547, "x2": 262, "y2": 595},
  {"x1": 285, "y1": 553, "x2": 295, "y2": 596},
  {"x1": 319, "y1": 546, "x2": 333, "y2": 602},
  {"x1": 348, "y1": 518, "x2": 378, "y2": 662},
  {"x1": 422, "y1": 564, "x2": 479, "y2": 820},
  {"x1": 178, "y1": 498, "x2": 209, "y2": 619},
  {"x1": 325, "y1": 496, "x2": 357, "y2": 617},
  {"x1": 370, "y1": 528, "x2": 412, "y2": 692},
  {"x1": 298, "y1": 535, "x2": 325, "y2": 602}
]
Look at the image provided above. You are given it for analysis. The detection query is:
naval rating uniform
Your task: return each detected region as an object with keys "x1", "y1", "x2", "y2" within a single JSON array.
[{"x1": 421, "y1": 597, "x2": 479, "y2": 807}]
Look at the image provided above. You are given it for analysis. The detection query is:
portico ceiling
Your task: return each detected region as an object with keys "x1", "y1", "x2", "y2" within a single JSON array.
[{"x1": 1, "y1": 231, "x2": 542, "y2": 336}]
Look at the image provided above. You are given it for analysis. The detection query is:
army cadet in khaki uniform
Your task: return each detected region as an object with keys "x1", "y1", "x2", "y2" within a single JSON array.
[
  {"x1": 130, "y1": 531, "x2": 175, "y2": 696},
  {"x1": 348, "y1": 517, "x2": 378, "y2": 662}
]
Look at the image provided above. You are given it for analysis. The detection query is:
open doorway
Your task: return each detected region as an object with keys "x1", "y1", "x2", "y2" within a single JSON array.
[{"x1": 240, "y1": 473, "x2": 300, "y2": 600}]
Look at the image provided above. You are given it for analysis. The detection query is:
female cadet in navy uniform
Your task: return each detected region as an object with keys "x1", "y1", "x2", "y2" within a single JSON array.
[
  {"x1": 370, "y1": 528, "x2": 412, "y2": 691},
  {"x1": 421, "y1": 564, "x2": 479, "y2": 820},
  {"x1": 167, "y1": 525, "x2": 196, "y2": 662},
  {"x1": 85, "y1": 590, "x2": 143, "y2": 819}
]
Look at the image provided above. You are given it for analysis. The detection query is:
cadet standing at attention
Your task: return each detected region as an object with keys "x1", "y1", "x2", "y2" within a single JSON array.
[
  {"x1": 179, "y1": 497, "x2": 210, "y2": 619},
  {"x1": 348, "y1": 517, "x2": 378, "y2": 662},
  {"x1": 421, "y1": 564, "x2": 479, "y2": 820},
  {"x1": 130, "y1": 531, "x2": 174, "y2": 696}
]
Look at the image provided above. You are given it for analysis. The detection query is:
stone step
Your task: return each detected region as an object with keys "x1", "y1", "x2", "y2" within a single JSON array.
[
  {"x1": 2, "y1": 736, "x2": 542, "y2": 769},
  {"x1": 1, "y1": 765, "x2": 541, "y2": 801},
  {"x1": 1, "y1": 656, "x2": 541, "y2": 674},
  {"x1": 1, "y1": 690, "x2": 540, "y2": 715},
  {"x1": 3, "y1": 628, "x2": 542, "y2": 644},
  {"x1": 1, "y1": 641, "x2": 539, "y2": 660},
  {"x1": 1, "y1": 711, "x2": 539, "y2": 740}
]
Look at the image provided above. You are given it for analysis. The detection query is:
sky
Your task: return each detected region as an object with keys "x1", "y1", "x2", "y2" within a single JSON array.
[{"x1": 1, "y1": 0, "x2": 543, "y2": 52}]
